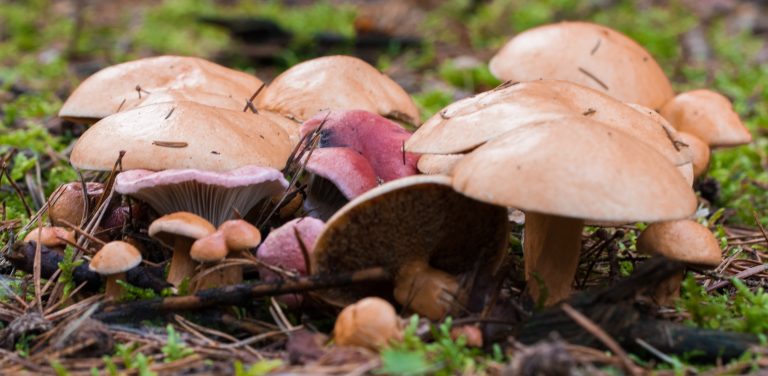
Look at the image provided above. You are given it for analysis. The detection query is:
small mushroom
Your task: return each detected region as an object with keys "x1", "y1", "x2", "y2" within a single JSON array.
[
  {"x1": 636, "y1": 219, "x2": 722, "y2": 306},
  {"x1": 23, "y1": 227, "x2": 75, "y2": 251},
  {"x1": 660, "y1": 89, "x2": 752, "y2": 148},
  {"x1": 189, "y1": 231, "x2": 230, "y2": 290},
  {"x1": 148, "y1": 212, "x2": 216, "y2": 286},
  {"x1": 89, "y1": 241, "x2": 142, "y2": 300},
  {"x1": 677, "y1": 132, "x2": 711, "y2": 178},
  {"x1": 48, "y1": 182, "x2": 104, "y2": 227},
  {"x1": 333, "y1": 297, "x2": 402, "y2": 351},
  {"x1": 219, "y1": 219, "x2": 262, "y2": 285},
  {"x1": 312, "y1": 175, "x2": 509, "y2": 320},
  {"x1": 257, "y1": 217, "x2": 324, "y2": 307}
]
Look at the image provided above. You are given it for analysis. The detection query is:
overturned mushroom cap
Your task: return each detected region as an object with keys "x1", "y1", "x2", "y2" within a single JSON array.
[
  {"x1": 407, "y1": 80, "x2": 691, "y2": 168},
  {"x1": 489, "y1": 22, "x2": 674, "y2": 109},
  {"x1": 452, "y1": 118, "x2": 696, "y2": 222},
  {"x1": 70, "y1": 101, "x2": 293, "y2": 172},
  {"x1": 89, "y1": 241, "x2": 142, "y2": 275},
  {"x1": 660, "y1": 89, "x2": 752, "y2": 147},
  {"x1": 637, "y1": 220, "x2": 722, "y2": 267},
  {"x1": 311, "y1": 175, "x2": 509, "y2": 309},
  {"x1": 59, "y1": 55, "x2": 263, "y2": 123},
  {"x1": 116, "y1": 165, "x2": 288, "y2": 226},
  {"x1": 256, "y1": 55, "x2": 420, "y2": 125},
  {"x1": 334, "y1": 297, "x2": 402, "y2": 351}
]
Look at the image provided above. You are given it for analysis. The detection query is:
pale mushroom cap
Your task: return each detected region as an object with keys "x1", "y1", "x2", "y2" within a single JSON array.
[
  {"x1": 637, "y1": 220, "x2": 722, "y2": 266},
  {"x1": 452, "y1": 119, "x2": 697, "y2": 222},
  {"x1": 489, "y1": 22, "x2": 675, "y2": 109},
  {"x1": 416, "y1": 153, "x2": 464, "y2": 175},
  {"x1": 23, "y1": 227, "x2": 75, "y2": 248},
  {"x1": 120, "y1": 89, "x2": 246, "y2": 113},
  {"x1": 660, "y1": 89, "x2": 752, "y2": 147},
  {"x1": 89, "y1": 241, "x2": 142, "y2": 275},
  {"x1": 312, "y1": 175, "x2": 509, "y2": 303},
  {"x1": 148, "y1": 212, "x2": 216, "y2": 248},
  {"x1": 219, "y1": 219, "x2": 262, "y2": 251},
  {"x1": 59, "y1": 55, "x2": 263, "y2": 123},
  {"x1": 190, "y1": 231, "x2": 229, "y2": 263},
  {"x1": 256, "y1": 55, "x2": 420, "y2": 125},
  {"x1": 406, "y1": 80, "x2": 691, "y2": 167},
  {"x1": 334, "y1": 297, "x2": 402, "y2": 350},
  {"x1": 70, "y1": 101, "x2": 293, "y2": 172},
  {"x1": 677, "y1": 132, "x2": 711, "y2": 177}
]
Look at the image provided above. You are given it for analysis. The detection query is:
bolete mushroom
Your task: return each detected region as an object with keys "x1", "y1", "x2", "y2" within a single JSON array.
[
  {"x1": 148, "y1": 212, "x2": 216, "y2": 286},
  {"x1": 312, "y1": 175, "x2": 509, "y2": 320},
  {"x1": 59, "y1": 55, "x2": 263, "y2": 124},
  {"x1": 256, "y1": 55, "x2": 420, "y2": 125},
  {"x1": 89, "y1": 240, "x2": 142, "y2": 300},
  {"x1": 451, "y1": 119, "x2": 697, "y2": 305},
  {"x1": 333, "y1": 297, "x2": 402, "y2": 351},
  {"x1": 636, "y1": 219, "x2": 722, "y2": 306}
]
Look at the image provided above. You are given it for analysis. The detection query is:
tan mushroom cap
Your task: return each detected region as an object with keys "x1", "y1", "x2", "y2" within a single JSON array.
[
  {"x1": 219, "y1": 219, "x2": 262, "y2": 251},
  {"x1": 89, "y1": 241, "x2": 142, "y2": 275},
  {"x1": 407, "y1": 80, "x2": 691, "y2": 167},
  {"x1": 148, "y1": 212, "x2": 216, "y2": 248},
  {"x1": 677, "y1": 132, "x2": 711, "y2": 177},
  {"x1": 23, "y1": 227, "x2": 75, "y2": 248},
  {"x1": 256, "y1": 55, "x2": 420, "y2": 125},
  {"x1": 59, "y1": 55, "x2": 263, "y2": 123},
  {"x1": 416, "y1": 153, "x2": 464, "y2": 175},
  {"x1": 489, "y1": 22, "x2": 675, "y2": 109},
  {"x1": 334, "y1": 297, "x2": 402, "y2": 351},
  {"x1": 452, "y1": 119, "x2": 697, "y2": 222},
  {"x1": 660, "y1": 90, "x2": 752, "y2": 147},
  {"x1": 190, "y1": 231, "x2": 229, "y2": 263},
  {"x1": 70, "y1": 101, "x2": 293, "y2": 172},
  {"x1": 312, "y1": 175, "x2": 509, "y2": 304},
  {"x1": 120, "y1": 89, "x2": 246, "y2": 113},
  {"x1": 637, "y1": 220, "x2": 722, "y2": 266}
]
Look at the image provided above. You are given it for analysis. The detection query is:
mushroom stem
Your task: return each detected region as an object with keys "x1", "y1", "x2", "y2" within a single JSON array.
[
  {"x1": 393, "y1": 259, "x2": 460, "y2": 320},
  {"x1": 105, "y1": 272, "x2": 127, "y2": 300},
  {"x1": 652, "y1": 271, "x2": 684, "y2": 306},
  {"x1": 524, "y1": 213, "x2": 584, "y2": 306},
  {"x1": 168, "y1": 237, "x2": 195, "y2": 286}
]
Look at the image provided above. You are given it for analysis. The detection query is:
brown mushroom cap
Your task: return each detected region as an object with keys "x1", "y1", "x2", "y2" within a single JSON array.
[
  {"x1": 190, "y1": 230, "x2": 229, "y2": 263},
  {"x1": 637, "y1": 220, "x2": 722, "y2": 267},
  {"x1": 407, "y1": 80, "x2": 691, "y2": 168},
  {"x1": 89, "y1": 241, "x2": 142, "y2": 275},
  {"x1": 489, "y1": 22, "x2": 675, "y2": 109},
  {"x1": 219, "y1": 219, "x2": 262, "y2": 251},
  {"x1": 256, "y1": 55, "x2": 420, "y2": 125},
  {"x1": 452, "y1": 118, "x2": 696, "y2": 222},
  {"x1": 677, "y1": 132, "x2": 711, "y2": 178},
  {"x1": 70, "y1": 101, "x2": 293, "y2": 172},
  {"x1": 48, "y1": 182, "x2": 104, "y2": 227},
  {"x1": 312, "y1": 175, "x2": 508, "y2": 307},
  {"x1": 23, "y1": 227, "x2": 75, "y2": 248},
  {"x1": 333, "y1": 297, "x2": 402, "y2": 351},
  {"x1": 148, "y1": 212, "x2": 216, "y2": 249},
  {"x1": 59, "y1": 55, "x2": 263, "y2": 123},
  {"x1": 660, "y1": 89, "x2": 752, "y2": 147}
]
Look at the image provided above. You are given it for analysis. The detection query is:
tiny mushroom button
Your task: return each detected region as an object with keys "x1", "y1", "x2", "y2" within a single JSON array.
[{"x1": 89, "y1": 241, "x2": 142, "y2": 300}]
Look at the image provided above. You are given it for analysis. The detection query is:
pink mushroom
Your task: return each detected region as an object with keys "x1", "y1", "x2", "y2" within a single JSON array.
[{"x1": 256, "y1": 217, "x2": 325, "y2": 307}]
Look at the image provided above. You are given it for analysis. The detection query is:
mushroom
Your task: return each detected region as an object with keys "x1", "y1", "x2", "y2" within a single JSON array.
[
  {"x1": 59, "y1": 55, "x2": 263, "y2": 124},
  {"x1": 219, "y1": 219, "x2": 262, "y2": 285},
  {"x1": 70, "y1": 101, "x2": 293, "y2": 172},
  {"x1": 48, "y1": 182, "x2": 104, "y2": 227},
  {"x1": 312, "y1": 175, "x2": 509, "y2": 320},
  {"x1": 451, "y1": 119, "x2": 697, "y2": 305},
  {"x1": 148, "y1": 212, "x2": 216, "y2": 286},
  {"x1": 115, "y1": 165, "x2": 288, "y2": 226},
  {"x1": 189, "y1": 231, "x2": 230, "y2": 290},
  {"x1": 333, "y1": 297, "x2": 402, "y2": 351},
  {"x1": 88, "y1": 241, "x2": 142, "y2": 300},
  {"x1": 660, "y1": 89, "x2": 752, "y2": 148},
  {"x1": 23, "y1": 227, "x2": 76, "y2": 251},
  {"x1": 488, "y1": 22, "x2": 675, "y2": 109},
  {"x1": 256, "y1": 55, "x2": 420, "y2": 125},
  {"x1": 636, "y1": 219, "x2": 722, "y2": 306},
  {"x1": 256, "y1": 217, "x2": 325, "y2": 307},
  {"x1": 677, "y1": 132, "x2": 711, "y2": 178},
  {"x1": 188, "y1": 219, "x2": 261, "y2": 290}
]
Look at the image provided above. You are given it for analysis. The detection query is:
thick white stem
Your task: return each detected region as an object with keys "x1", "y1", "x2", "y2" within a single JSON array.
[{"x1": 524, "y1": 213, "x2": 584, "y2": 306}]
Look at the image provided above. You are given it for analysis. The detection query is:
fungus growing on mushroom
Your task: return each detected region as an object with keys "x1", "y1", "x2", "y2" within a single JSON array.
[
  {"x1": 148, "y1": 212, "x2": 215, "y2": 286},
  {"x1": 48, "y1": 182, "x2": 104, "y2": 227},
  {"x1": 256, "y1": 217, "x2": 324, "y2": 307},
  {"x1": 636, "y1": 219, "x2": 722, "y2": 306},
  {"x1": 451, "y1": 119, "x2": 696, "y2": 305},
  {"x1": 256, "y1": 55, "x2": 420, "y2": 125},
  {"x1": 59, "y1": 55, "x2": 263, "y2": 124},
  {"x1": 312, "y1": 175, "x2": 508, "y2": 320},
  {"x1": 89, "y1": 241, "x2": 142, "y2": 300},
  {"x1": 333, "y1": 297, "x2": 402, "y2": 351}
]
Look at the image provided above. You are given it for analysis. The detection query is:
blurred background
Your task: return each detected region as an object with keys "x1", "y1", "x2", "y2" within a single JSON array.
[{"x1": 1, "y1": 0, "x2": 767, "y2": 226}]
